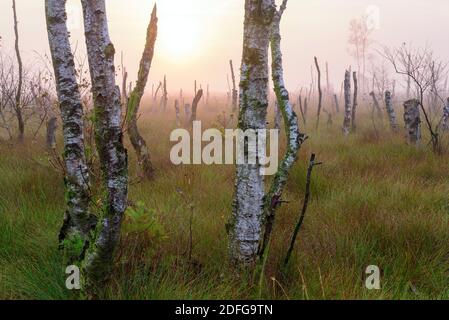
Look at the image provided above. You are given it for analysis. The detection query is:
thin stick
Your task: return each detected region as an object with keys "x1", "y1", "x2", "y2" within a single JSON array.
[{"x1": 284, "y1": 153, "x2": 322, "y2": 268}]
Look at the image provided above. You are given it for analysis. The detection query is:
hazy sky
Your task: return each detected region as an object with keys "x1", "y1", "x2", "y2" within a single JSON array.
[{"x1": 1, "y1": 0, "x2": 448, "y2": 96}]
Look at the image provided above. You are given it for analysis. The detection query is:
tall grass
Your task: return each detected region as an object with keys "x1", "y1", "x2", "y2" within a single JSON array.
[{"x1": 0, "y1": 106, "x2": 448, "y2": 300}]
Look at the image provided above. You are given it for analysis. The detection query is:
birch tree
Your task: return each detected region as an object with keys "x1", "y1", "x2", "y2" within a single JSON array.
[
  {"x1": 342, "y1": 70, "x2": 352, "y2": 135},
  {"x1": 228, "y1": 0, "x2": 275, "y2": 265},
  {"x1": 126, "y1": 4, "x2": 157, "y2": 179},
  {"x1": 258, "y1": 0, "x2": 305, "y2": 260},
  {"x1": 45, "y1": 0, "x2": 95, "y2": 251},
  {"x1": 80, "y1": 0, "x2": 128, "y2": 292}
]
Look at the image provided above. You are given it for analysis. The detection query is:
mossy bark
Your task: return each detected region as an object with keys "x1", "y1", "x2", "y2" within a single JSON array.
[
  {"x1": 81, "y1": 0, "x2": 128, "y2": 293},
  {"x1": 126, "y1": 5, "x2": 157, "y2": 179},
  {"x1": 45, "y1": 0, "x2": 95, "y2": 253},
  {"x1": 228, "y1": 0, "x2": 276, "y2": 265}
]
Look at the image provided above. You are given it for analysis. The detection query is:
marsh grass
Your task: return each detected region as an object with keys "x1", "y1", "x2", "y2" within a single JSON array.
[{"x1": 0, "y1": 105, "x2": 448, "y2": 300}]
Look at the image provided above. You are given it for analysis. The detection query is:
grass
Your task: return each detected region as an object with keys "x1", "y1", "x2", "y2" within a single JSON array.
[{"x1": 0, "y1": 104, "x2": 448, "y2": 300}]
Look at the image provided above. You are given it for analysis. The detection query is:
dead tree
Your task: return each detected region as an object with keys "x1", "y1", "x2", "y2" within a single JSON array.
[
  {"x1": 333, "y1": 94, "x2": 340, "y2": 113},
  {"x1": 46, "y1": 116, "x2": 57, "y2": 149},
  {"x1": 258, "y1": 0, "x2": 306, "y2": 262},
  {"x1": 441, "y1": 98, "x2": 449, "y2": 131},
  {"x1": 404, "y1": 99, "x2": 421, "y2": 145},
  {"x1": 184, "y1": 103, "x2": 191, "y2": 126},
  {"x1": 81, "y1": 0, "x2": 129, "y2": 292},
  {"x1": 352, "y1": 71, "x2": 358, "y2": 131},
  {"x1": 162, "y1": 75, "x2": 168, "y2": 112},
  {"x1": 228, "y1": 0, "x2": 275, "y2": 265},
  {"x1": 230, "y1": 59, "x2": 238, "y2": 113},
  {"x1": 298, "y1": 95, "x2": 306, "y2": 125},
  {"x1": 342, "y1": 70, "x2": 352, "y2": 135},
  {"x1": 152, "y1": 81, "x2": 162, "y2": 111},
  {"x1": 45, "y1": 0, "x2": 96, "y2": 255},
  {"x1": 369, "y1": 91, "x2": 383, "y2": 120},
  {"x1": 12, "y1": 0, "x2": 25, "y2": 142},
  {"x1": 314, "y1": 56, "x2": 322, "y2": 130},
  {"x1": 190, "y1": 88, "x2": 203, "y2": 123},
  {"x1": 174, "y1": 99, "x2": 181, "y2": 126},
  {"x1": 126, "y1": 4, "x2": 157, "y2": 179},
  {"x1": 385, "y1": 90, "x2": 399, "y2": 132}
]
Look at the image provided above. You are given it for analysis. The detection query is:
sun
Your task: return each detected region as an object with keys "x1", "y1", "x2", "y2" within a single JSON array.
[{"x1": 159, "y1": 17, "x2": 200, "y2": 60}]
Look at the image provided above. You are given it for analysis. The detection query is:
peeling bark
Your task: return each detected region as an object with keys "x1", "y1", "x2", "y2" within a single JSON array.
[
  {"x1": 342, "y1": 70, "x2": 352, "y2": 135},
  {"x1": 385, "y1": 91, "x2": 399, "y2": 132},
  {"x1": 126, "y1": 4, "x2": 157, "y2": 179},
  {"x1": 81, "y1": 0, "x2": 128, "y2": 292},
  {"x1": 45, "y1": 0, "x2": 95, "y2": 250},
  {"x1": 404, "y1": 99, "x2": 421, "y2": 145},
  {"x1": 258, "y1": 0, "x2": 306, "y2": 260},
  {"x1": 228, "y1": 0, "x2": 275, "y2": 265}
]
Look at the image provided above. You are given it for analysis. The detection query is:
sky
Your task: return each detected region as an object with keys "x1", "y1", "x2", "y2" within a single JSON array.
[{"x1": 0, "y1": 0, "x2": 448, "y2": 97}]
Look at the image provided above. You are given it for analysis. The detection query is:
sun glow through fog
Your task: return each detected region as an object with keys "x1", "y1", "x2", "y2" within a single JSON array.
[{"x1": 159, "y1": 16, "x2": 200, "y2": 60}]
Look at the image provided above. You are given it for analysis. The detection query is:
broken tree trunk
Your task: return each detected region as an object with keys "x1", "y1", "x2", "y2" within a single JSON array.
[
  {"x1": 369, "y1": 91, "x2": 383, "y2": 120},
  {"x1": 403, "y1": 99, "x2": 421, "y2": 145},
  {"x1": 174, "y1": 99, "x2": 181, "y2": 126},
  {"x1": 314, "y1": 56, "x2": 322, "y2": 130},
  {"x1": 81, "y1": 0, "x2": 128, "y2": 292},
  {"x1": 351, "y1": 71, "x2": 358, "y2": 131},
  {"x1": 162, "y1": 75, "x2": 168, "y2": 112},
  {"x1": 228, "y1": 0, "x2": 275, "y2": 265},
  {"x1": 230, "y1": 59, "x2": 238, "y2": 113},
  {"x1": 441, "y1": 98, "x2": 449, "y2": 131},
  {"x1": 333, "y1": 94, "x2": 339, "y2": 113},
  {"x1": 190, "y1": 89, "x2": 203, "y2": 124},
  {"x1": 342, "y1": 70, "x2": 352, "y2": 135},
  {"x1": 46, "y1": 116, "x2": 57, "y2": 149},
  {"x1": 258, "y1": 0, "x2": 306, "y2": 261},
  {"x1": 126, "y1": 4, "x2": 157, "y2": 180},
  {"x1": 45, "y1": 0, "x2": 95, "y2": 251},
  {"x1": 385, "y1": 91, "x2": 399, "y2": 132}
]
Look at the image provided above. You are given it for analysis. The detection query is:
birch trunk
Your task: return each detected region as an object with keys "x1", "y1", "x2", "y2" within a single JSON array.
[
  {"x1": 404, "y1": 99, "x2": 421, "y2": 145},
  {"x1": 441, "y1": 98, "x2": 449, "y2": 131},
  {"x1": 342, "y1": 70, "x2": 352, "y2": 135},
  {"x1": 259, "y1": 0, "x2": 306, "y2": 259},
  {"x1": 81, "y1": 0, "x2": 128, "y2": 291},
  {"x1": 126, "y1": 4, "x2": 157, "y2": 179},
  {"x1": 385, "y1": 91, "x2": 399, "y2": 131},
  {"x1": 351, "y1": 71, "x2": 358, "y2": 131},
  {"x1": 45, "y1": 0, "x2": 95, "y2": 251},
  {"x1": 228, "y1": 0, "x2": 275, "y2": 265}
]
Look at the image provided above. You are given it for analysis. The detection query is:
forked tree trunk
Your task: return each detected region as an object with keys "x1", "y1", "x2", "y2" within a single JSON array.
[
  {"x1": 404, "y1": 99, "x2": 421, "y2": 145},
  {"x1": 228, "y1": 0, "x2": 275, "y2": 265},
  {"x1": 81, "y1": 0, "x2": 128, "y2": 292},
  {"x1": 190, "y1": 89, "x2": 203, "y2": 124},
  {"x1": 258, "y1": 0, "x2": 306, "y2": 262},
  {"x1": 351, "y1": 71, "x2": 358, "y2": 131},
  {"x1": 45, "y1": 0, "x2": 95, "y2": 251},
  {"x1": 126, "y1": 4, "x2": 157, "y2": 179},
  {"x1": 385, "y1": 91, "x2": 399, "y2": 132},
  {"x1": 342, "y1": 70, "x2": 352, "y2": 135},
  {"x1": 314, "y1": 56, "x2": 322, "y2": 130}
]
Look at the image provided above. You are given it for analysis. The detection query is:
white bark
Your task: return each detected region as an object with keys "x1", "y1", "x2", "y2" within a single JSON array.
[
  {"x1": 385, "y1": 91, "x2": 399, "y2": 131},
  {"x1": 228, "y1": 0, "x2": 276, "y2": 265},
  {"x1": 81, "y1": 0, "x2": 128, "y2": 291},
  {"x1": 45, "y1": 0, "x2": 95, "y2": 247},
  {"x1": 342, "y1": 70, "x2": 352, "y2": 135},
  {"x1": 404, "y1": 99, "x2": 421, "y2": 145},
  {"x1": 441, "y1": 98, "x2": 449, "y2": 131}
]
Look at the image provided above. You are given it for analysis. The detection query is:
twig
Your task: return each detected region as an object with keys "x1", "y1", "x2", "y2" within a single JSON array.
[{"x1": 283, "y1": 153, "x2": 322, "y2": 268}]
